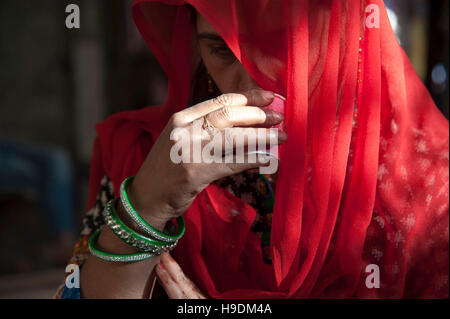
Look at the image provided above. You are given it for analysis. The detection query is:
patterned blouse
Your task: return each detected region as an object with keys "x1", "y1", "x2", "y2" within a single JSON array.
[{"x1": 54, "y1": 171, "x2": 277, "y2": 298}]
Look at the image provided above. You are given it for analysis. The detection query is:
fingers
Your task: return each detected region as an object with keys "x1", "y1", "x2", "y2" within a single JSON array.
[
  {"x1": 204, "y1": 106, "x2": 283, "y2": 129},
  {"x1": 175, "y1": 89, "x2": 275, "y2": 126},
  {"x1": 201, "y1": 127, "x2": 287, "y2": 151},
  {"x1": 214, "y1": 152, "x2": 281, "y2": 178},
  {"x1": 243, "y1": 88, "x2": 275, "y2": 107},
  {"x1": 155, "y1": 253, "x2": 206, "y2": 299},
  {"x1": 155, "y1": 261, "x2": 184, "y2": 299}
]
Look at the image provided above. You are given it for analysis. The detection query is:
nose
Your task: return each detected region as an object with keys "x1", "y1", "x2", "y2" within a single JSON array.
[{"x1": 236, "y1": 63, "x2": 261, "y2": 93}]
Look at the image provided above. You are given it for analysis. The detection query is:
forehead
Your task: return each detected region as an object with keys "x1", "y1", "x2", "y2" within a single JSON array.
[{"x1": 196, "y1": 13, "x2": 219, "y2": 35}]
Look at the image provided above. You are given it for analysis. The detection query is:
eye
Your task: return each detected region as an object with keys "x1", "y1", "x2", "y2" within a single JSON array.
[{"x1": 209, "y1": 45, "x2": 235, "y2": 60}]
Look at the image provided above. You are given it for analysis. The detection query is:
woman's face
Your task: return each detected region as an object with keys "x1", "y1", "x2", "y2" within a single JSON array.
[{"x1": 196, "y1": 13, "x2": 261, "y2": 94}]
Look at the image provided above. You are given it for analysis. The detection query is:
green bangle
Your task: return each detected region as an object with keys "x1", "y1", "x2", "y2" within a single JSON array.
[
  {"x1": 103, "y1": 199, "x2": 177, "y2": 253},
  {"x1": 120, "y1": 176, "x2": 186, "y2": 243},
  {"x1": 88, "y1": 229, "x2": 155, "y2": 263}
]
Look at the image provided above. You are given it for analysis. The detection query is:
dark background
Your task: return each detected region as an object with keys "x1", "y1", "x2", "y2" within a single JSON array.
[{"x1": 0, "y1": 0, "x2": 448, "y2": 298}]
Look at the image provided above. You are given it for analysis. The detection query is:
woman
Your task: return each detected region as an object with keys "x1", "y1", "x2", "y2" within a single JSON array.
[{"x1": 56, "y1": 0, "x2": 449, "y2": 298}]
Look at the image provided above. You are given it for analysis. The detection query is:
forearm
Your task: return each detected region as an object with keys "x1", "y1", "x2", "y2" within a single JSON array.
[{"x1": 80, "y1": 200, "x2": 168, "y2": 299}]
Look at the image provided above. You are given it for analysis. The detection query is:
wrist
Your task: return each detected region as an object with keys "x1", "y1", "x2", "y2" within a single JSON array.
[{"x1": 126, "y1": 178, "x2": 175, "y2": 229}]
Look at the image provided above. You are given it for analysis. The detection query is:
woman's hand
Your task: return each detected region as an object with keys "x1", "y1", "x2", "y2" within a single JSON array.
[
  {"x1": 81, "y1": 90, "x2": 285, "y2": 299},
  {"x1": 154, "y1": 252, "x2": 206, "y2": 299},
  {"x1": 127, "y1": 89, "x2": 287, "y2": 230}
]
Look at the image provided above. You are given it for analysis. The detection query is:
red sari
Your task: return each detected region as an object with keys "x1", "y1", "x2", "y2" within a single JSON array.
[{"x1": 87, "y1": 0, "x2": 449, "y2": 298}]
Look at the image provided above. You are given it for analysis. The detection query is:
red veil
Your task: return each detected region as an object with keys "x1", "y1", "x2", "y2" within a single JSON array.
[{"x1": 87, "y1": 0, "x2": 449, "y2": 298}]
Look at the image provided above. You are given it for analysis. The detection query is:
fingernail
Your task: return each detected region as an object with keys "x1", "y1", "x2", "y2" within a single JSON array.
[
  {"x1": 262, "y1": 91, "x2": 274, "y2": 100},
  {"x1": 159, "y1": 261, "x2": 167, "y2": 272},
  {"x1": 272, "y1": 111, "x2": 284, "y2": 122},
  {"x1": 265, "y1": 111, "x2": 283, "y2": 125}
]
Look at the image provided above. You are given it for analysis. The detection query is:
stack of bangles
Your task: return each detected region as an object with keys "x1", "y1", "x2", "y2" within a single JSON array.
[{"x1": 88, "y1": 176, "x2": 186, "y2": 263}]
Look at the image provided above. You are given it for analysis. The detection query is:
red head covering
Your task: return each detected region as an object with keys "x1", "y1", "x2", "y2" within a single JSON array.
[{"x1": 87, "y1": 0, "x2": 449, "y2": 298}]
